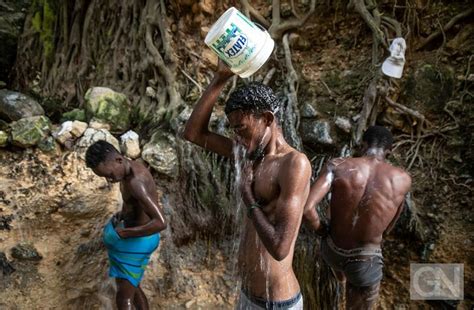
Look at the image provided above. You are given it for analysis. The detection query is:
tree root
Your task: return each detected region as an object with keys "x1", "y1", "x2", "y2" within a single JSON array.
[
  {"x1": 417, "y1": 8, "x2": 473, "y2": 50},
  {"x1": 269, "y1": 0, "x2": 316, "y2": 40},
  {"x1": 240, "y1": 0, "x2": 270, "y2": 28}
]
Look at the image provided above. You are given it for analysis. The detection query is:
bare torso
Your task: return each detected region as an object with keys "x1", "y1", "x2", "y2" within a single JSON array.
[
  {"x1": 119, "y1": 163, "x2": 160, "y2": 228},
  {"x1": 329, "y1": 157, "x2": 411, "y2": 249},
  {"x1": 238, "y1": 150, "x2": 307, "y2": 300}
]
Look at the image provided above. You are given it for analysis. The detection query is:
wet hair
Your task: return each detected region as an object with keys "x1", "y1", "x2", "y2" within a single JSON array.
[
  {"x1": 362, "y1": 126, "x2": 393, "y2": 150},
  {"x1": 85, "y1": 140, "x2": 120, "y2": 168},
  {"x1": 225, "y1": 82, "x2": 281, "y2": 122}
]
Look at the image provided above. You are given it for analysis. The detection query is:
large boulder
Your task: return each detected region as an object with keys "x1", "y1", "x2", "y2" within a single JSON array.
[
  {"x1": 9, "y1": 115, "x2": 51, "y2": 148},
  {"x1": 0, "y1": 90, "x2": 45, "y2": 121},
  {"x1": 75, "y1": 127, "x2": 120, "y2": 158},
  {"x1": 84, "y1": 87, "x2": 131, "y2": 133},
  {"x1": 300, "y1": 119, "x2": 335, "y2": 146},
  {"x1": 142, "y1": 133, "x2": 178, "y2": 178}
]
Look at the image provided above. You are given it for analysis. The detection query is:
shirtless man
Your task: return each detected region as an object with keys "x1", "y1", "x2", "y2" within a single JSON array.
[
  {"x1": 304, "y1": 126, "x2": 411, "y2": 309},
  {"x1": 183, "y1": 61, "x2": 311, "y2": 309},
  {"x1": 85, "y1": 140, "x2": 167, "y2": 310}
]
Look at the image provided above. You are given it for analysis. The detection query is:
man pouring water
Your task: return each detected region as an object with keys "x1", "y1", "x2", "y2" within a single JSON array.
[
  {"x1": 184, "y1": 9, "x2": 310, "y2": 308},
  {"x1": 184, "y1": 57, "x2": 310, "y2": 309}
]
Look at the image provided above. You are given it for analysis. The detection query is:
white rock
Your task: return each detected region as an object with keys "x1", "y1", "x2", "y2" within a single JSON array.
[
  {"x1": 335, "y1": 117, "x2": 352, "y2": 133},
  {"x1": 70, "y1": 121, "x2": 88, "y2": 138},
  {"x1": 54, "y1": 121, "x2": 73, "y2": 145},
  {"x1": 120, "y1": 130, "x2": 140, "y2": 159},
  {"x1": 76, "y1": 128, "x2": 120, "y2": 159}
]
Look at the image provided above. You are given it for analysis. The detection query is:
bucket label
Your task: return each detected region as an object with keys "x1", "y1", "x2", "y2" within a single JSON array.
[{"x1": 212, "y1": 23, "x2": 254, "y2": 61}]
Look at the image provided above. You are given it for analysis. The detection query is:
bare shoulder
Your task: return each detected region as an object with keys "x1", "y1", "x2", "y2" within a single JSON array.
[
  {"x1": 129, "y1": 160, "x2": 156, "y2": 193},
  {"x1": 328, "y1": 157, "x2": 350, "y2": 169},
  {"x1": 385, "y1": 163, "x2": 412, "y2": 190},
  {"x1": 280, "y1": 150, "x2": 311, "y2": 179}
]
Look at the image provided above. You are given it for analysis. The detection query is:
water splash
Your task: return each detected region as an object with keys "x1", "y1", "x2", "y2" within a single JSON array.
[{"x1": 230, "y1": 143, "x2": 247, "y2": 296}]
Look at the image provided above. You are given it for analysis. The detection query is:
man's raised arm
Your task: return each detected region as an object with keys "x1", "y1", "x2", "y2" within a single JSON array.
[{"x1": 183, "y1": 60, "x2": 235, "y2": 158}]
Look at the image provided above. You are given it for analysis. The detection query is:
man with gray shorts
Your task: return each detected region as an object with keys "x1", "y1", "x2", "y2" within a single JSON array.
[{"x1": 304, "y1": 126, "x2": 411, "y2": 309}]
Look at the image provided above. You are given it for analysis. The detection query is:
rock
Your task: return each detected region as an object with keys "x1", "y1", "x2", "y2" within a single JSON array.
[
  {"x1": 170, "y1": 106, "x2": 192, "y2": 134},
  {"x1": 84, "y1": 87, "x2": 131, "y2": 133},
  {"x1": 53, "y1": 121, "x2": 73, "y2": 145},
  {"x1": 120, "y1": 130, "x2": 140, "y2": 159},
  {"x1": 200, "y1": 26, "x2": 209, "y2": 39},
  {"x1": 75, "y1": 128, "x2": 120, "y2": 158},
  {"x1": 0, "y1": 90, "x2": 45, "y2": 121},
  {"x1": 141, "y1": 133, "x2": 178, "y2": 178},
  {"x1": 0, "y1": 81, "x2": 6, "y2": 89},
  {"x1": 185, "y1": 299, "x2": 196, "y2": 309},
  {"x1": 300, "y1": 119, "x2": 334, "y2": 146},
  {"x1": 61, "y1": 109, "x2": 86, "y2": 122},
  {"x1": 300, "y1": 103, "x2": 318, "y2": 118},
  {"x1": 11, "y1": 243, "x2": 42, "y2": 261},
  {"x1": 0, "y1": 130, "x2": 8, "y2": 147},
  {"x1": 10, "y1": 115, "x2": 51, "y2": 148},
  {"x1": 145, "y1": 86, "x2": 156, "y2": 98},
  {"x1": 199, "y1": 0, "x2": 215, "y2": 14},
  {"x1": 335, "y1": 116, "x2": 352, "y2": 133},
  {"x1": 38, "y1": 136, "x2": 57, "y2": 153},
  {"x1": 70, "y1": 121, "x2": 88, "y2": 138},
  {"x1": 0, "y1": 252, "x2": 15, "y2": 275},
  {"x1": 89, "y1": 118, "x2": 111, "y2": 130}
]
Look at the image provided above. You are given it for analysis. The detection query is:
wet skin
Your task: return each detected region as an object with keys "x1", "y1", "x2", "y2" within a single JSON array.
[
  {"x1": 92, "y1": 156, "x2": 167, "y2": 310},
  {"x1": 183, "y1": 61, "x2": 311, "y2": 301},
  {"x1": 303, "y1": 147, "x2": 411, "y2": 309}
]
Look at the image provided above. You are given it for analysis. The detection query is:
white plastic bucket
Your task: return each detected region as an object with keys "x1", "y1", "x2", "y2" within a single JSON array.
[{"x1": 204, "y1": 7, "x2": 275, "y2": 78}]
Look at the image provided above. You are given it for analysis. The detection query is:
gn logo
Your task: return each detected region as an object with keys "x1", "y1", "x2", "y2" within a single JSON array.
[{"x1": 410, "y1": 264, "x2": 464, "y2": 300}]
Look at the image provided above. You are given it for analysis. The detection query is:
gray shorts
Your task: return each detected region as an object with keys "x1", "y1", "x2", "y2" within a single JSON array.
[
  {"x1": 235, "y1": 290, "x2": 303, "y2": 310},
  {"x1": 321, "y1": 236, "x2": 384, "y2": 287}
]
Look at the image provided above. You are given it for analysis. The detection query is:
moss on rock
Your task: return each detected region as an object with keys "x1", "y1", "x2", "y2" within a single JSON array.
[
  {"x1": 84, "y1": 87, "x2": 131, "y2": 133},
  {"x1": 10, "y1": 115, "x2": 51, "y2": 148}
]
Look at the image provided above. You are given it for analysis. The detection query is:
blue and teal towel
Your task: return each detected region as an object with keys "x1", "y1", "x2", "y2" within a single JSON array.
[{"x1": 103, "y1": 220, "x2": 160, "y2": 287}]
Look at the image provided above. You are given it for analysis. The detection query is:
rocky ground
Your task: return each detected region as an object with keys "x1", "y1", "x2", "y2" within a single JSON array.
[{"x1": 0, "y1": 149, "x2": 238, "y2": 309}]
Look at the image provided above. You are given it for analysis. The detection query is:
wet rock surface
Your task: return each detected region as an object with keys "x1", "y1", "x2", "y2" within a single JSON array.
[{"x1": 142, "y1": 133, "x2": 178, "y2": 178}]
